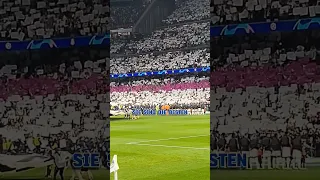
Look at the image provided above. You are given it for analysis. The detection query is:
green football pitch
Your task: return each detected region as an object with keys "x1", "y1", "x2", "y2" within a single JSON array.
[{"x1": 110, "y1": 115, "x2": 210, "y2": 180}]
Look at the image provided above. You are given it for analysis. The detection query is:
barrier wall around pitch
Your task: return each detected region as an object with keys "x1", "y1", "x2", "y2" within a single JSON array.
[
  {"x1": 210, "y1": 153, "x2": 320, "y2": 169},
  {"x1": 132, "y1": 109, "x2": 189, "y2": 115}
]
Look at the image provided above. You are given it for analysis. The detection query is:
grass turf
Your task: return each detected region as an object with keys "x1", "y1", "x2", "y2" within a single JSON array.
[{"x1": 110, "y1": 115, "x2": 210, "y2": 180}]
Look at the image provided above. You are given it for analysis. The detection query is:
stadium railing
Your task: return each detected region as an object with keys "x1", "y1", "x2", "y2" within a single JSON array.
[
  {"x1": 211, "y1": 17, "x2": 320, "y2": 36},
  {"x1": 110, "y1": 66, "x2": 210, "y2": 78},
  {"x1": 0, "y1": 34, "x2": 110, "y2": 51}
]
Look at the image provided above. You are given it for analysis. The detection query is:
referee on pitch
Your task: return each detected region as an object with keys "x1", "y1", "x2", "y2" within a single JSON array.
[{"x1": 52, "y1": 148, "x2": 68, "y2": 180}]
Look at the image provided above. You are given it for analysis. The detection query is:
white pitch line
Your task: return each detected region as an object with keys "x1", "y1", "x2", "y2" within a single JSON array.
[
  {"x1": 131, "y1": 143, "x2": 209, "y2": 150},
  {"x1": 126, "y1": 134, "x2": 208, "y2": 144}
]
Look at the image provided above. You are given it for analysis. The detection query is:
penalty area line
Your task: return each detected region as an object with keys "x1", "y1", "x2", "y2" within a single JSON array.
[
  {"x1": 126, "y1": 134, "x2": 208, "y2": 144},
  {"x1": 128, "y1": 143, "x2": 209, "y2": 150}
]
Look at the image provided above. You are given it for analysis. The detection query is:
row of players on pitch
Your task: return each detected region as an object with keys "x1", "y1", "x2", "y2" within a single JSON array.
[
  {"x1": 45, "y1": 136, "x2": 109, "y2": 180},
  {"x1": 211, "y1": 131, "x2": 315, "y2": 169},
  {"x1": 124, "y1": 108, "x2": 140, "y2": 120},
  {"x1": 0, "y1": 133, "x2": 109, "y2": 180}
]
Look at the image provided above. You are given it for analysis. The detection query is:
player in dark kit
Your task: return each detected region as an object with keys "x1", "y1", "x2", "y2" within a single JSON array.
[
  {"x1": 292, "y1": 134, "x2": 302, "y2": 169},
  {"x1": 0, "y1": 135, "x2": 3, "y2": 153},
  {"x1": 217, "y1": 133, "x2": 226, "y2": 153},
  {"x1": 211, "y1": 131, "x2": 218, "y2": 153},
  {"x1": 271, "y1": 133, "x2": 281, "y2": 169},
  {"x1": 228, "y1": 133, "x2": 239, "y2": 153},
  {"x1": 240, "y1": 134, "x2": 250, "y2": 156},
  {"x1": 280, "y1": 132, "x2": 291, "y2": 169},
  {"x1": 80, "y1": 150, "x2": 94, "y2": 180},
  {"x1": 261, "y1": 133, "x2": 272, "y2": 169}
]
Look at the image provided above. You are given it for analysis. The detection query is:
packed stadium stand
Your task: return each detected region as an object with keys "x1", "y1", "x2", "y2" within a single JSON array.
[
  {"x1": 0, "y1": 47, "x2": 110, "y2": 169},
  {"x1": 111, "y1": 22, "x2": 209, "y2": 54},
  {"x1": 0, "y1": 0, "x2": 110, "y2": 41},
  {"x1": 111, "y1": 49, "x2": 209, "y2": 74},
  {"x1": 110, "y1": 0, "x2": 210, "y2": 111},
  {"x1": 0, "y1": 0, "x2": 110, "y2": 174},
  {"x1": 211, "y1": 0, "x2": 320, "y2": 25},
  {"x1": 163, "y1": 0, "x2": 209, "y2": 24},
  {"x1": 211, "y1": 29, "x2": 320, "y2": 160},
  {"x1": 111, "y1": 75, "x2": 209, "y2": 107}
]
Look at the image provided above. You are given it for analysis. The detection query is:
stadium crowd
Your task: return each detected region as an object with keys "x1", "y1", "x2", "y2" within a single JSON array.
[
  {"x1": 110, "y1": 0, "x2": 210, "y2": 110},
  {"x1": 0, "y1": 0, "x2": 213, "y2": 173},
  {"x1": 0, "y1": 0, "x2": 110, "y2": 41},
  {"x1": 111, "y1": 75, "x2": 209, "y2": 108},
  {"x1": 211, "y1": 30, "x2": 320, "y2": 68},
  {"x1": 163, "y1": 0, "x2": 210, "y2": 24},
  {"x1": 0, "y1": 46, "x2": 110, "y2": 172},
  {"x1": 111, "y1": 22, "x2": 209, "y2": 54},
  {"x1": 211, "y1": 0, "x2": 320, "y2": 25},
  {"x1": 211, "y1": 29, "x2": 320, "y2": 169},
  {"x1": 111, "y1": 49, "x2": 209, "y2": 74}
]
